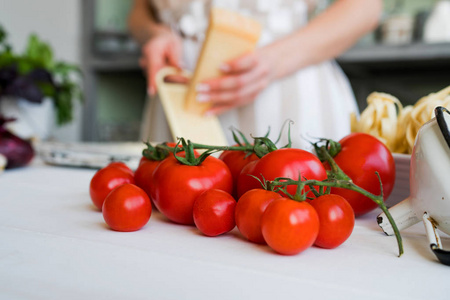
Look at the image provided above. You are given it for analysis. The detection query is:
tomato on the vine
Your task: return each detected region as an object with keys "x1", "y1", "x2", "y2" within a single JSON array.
[
  {"x1": 261, "y1": 198, "x2": 319, "y2": 255},
  {"x1": 107, "y1": 161, "x2": 134, "y2": 176},
  {"x1": 310, "y1": 194, "x2": 354, "y2": 249},
  {"x1": 134, "y1": 157, "x2": 161, "y2": 198},
  {"x1": 89, "y1": 165, "x2": 135, "y2": 210},
  {"x1": 237, "y1": 148, "x2": 327, "y2": 198},
  {"x1": 235, "y1": 189, "x2": 282, "y2": 244},
  {"x1": 193, "y1": 189, "x2": 236, "y2": 237},
  {"x1": 324, "y1": 133, "x2": 395, "y2": 216},
  {"x1": 151, "y1": 155, "x2": 233, "y2": 225},
  {"x1": 219, "y1": 147, "x2": 259, "y2": 198},
  {"x1": 102, "y1": 183, "x2": 152, "y2": 232},
  {"x1": 135, "y1": 142, "x2": 198, "y2": 199},
  {"x1": 236, "y1": 160, "x2": 260, "y2": 198}
]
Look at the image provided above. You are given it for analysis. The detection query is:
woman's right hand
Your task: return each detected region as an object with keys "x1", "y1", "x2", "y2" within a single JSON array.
[{"x1": 140, "y1": 31, "x2": 183, "y2": 95}]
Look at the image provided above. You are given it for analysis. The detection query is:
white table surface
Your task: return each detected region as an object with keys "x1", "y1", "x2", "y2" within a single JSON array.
[{"x1": 1, "y1": 159, "x2": 449, "y2": 300}]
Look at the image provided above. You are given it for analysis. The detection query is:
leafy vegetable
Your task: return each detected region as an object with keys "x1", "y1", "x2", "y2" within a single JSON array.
[{"x1": 0, "y1": 23, "x2": 83, "y2": 125}]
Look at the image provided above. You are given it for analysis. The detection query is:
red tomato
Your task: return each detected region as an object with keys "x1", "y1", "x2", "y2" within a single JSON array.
[
  {"x1": 193, "y1": 189, "x2": 236, "y2": 237},
  {"x1": 236, "y1": 159, "x2": 260, "y2": 198},
  {"x1": 107, "y1": 161, "x2": 134, "y2": 176},
  {"x1": 135, "y1": 143, "x2": 198, "y2": 199},
  {"x1": 151, "y1": 155, "x2": 233, "y2": 225},
  {"x1": 325, "y1": 133, "x2": 395, "y2": 216},
  {"x1": 138, "y1": 156, "x2": 149, "y2": 166},
  {"x1": 89, "y1": 166, "x2": 135, "y2": 210},
  {"x1": 134, "y1": 157, "x2": 161, "y2": 197},
  {"x1": 102, "y1": 183, "x2": 152, "y2": 232},
  {"x1": 237, "y1": 148, "x2": 327, "y2": 198},
  {"x1": 219, "y1": 148, "x2": 259, "y2": 198},
  {"x1": 261, "y1": 198, "x2": 319, "y2": 255},
  {"x1": 235, "y1": 189, "x2": 282, "y2": 244},
  {"x1": 310, "y1": 194, "x2": 355, "y2": 249}
]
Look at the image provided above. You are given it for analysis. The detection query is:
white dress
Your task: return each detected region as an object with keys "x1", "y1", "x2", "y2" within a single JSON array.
[{"x1": 141, "y1": 0, "x2": 358, "y2": 150}]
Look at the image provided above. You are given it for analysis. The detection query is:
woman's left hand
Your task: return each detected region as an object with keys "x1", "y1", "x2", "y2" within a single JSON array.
[{"x1": 196, "y1": 47, "x2": 277, "y2": 116}]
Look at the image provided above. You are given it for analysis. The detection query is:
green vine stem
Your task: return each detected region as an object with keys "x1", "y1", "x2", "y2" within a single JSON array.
[
  {"x1": 145, "y1": 136, "x2": 279, "y2": 165},
  {"x1": 271, "y1": 176, "x2": 404, "y2": 257},
  {"x1": 142, "y1": 126, "x2": 291, "y2": 164}
]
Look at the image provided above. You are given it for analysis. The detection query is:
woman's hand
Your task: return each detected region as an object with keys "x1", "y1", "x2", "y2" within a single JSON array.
[
  {"x1": 196, "y1": 46, "x2": 278, "y2": 116},
  {"x1": 140, "y1": 31, "x2": 183, "y2": 95}
]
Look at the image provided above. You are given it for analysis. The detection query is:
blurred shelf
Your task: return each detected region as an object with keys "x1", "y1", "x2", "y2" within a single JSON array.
[
  {"x1": 337, "y1": 42, "x2": 450, "y2": 72},
  {"x1": 88, "y1": 56, "x2": 140, "y2": 71},
  {"x1": 339, "y1": 42, "x2": 450, "y2": 63}
]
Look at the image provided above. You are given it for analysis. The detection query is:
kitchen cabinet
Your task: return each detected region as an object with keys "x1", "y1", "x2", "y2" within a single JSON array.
[{"x1": 81, "y1": 0, "x2": 145, "y2": 142}]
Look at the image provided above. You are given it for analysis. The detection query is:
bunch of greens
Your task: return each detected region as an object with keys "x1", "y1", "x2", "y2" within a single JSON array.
[{"x1": 0, "y1": 24, "x2": 82, "y2": 125}]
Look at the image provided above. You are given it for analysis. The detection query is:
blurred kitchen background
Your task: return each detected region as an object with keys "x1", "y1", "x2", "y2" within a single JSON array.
[{"x1": 0, "y1": 0, "x2": 449, "y2": 143}]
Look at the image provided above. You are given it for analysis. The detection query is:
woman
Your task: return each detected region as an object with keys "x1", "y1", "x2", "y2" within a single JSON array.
[{"x1": 128, "y1": 0, "x2": 382, "y2": 149}]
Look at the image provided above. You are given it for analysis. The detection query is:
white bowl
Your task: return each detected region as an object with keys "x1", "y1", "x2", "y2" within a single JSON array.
[{"x1": 385, "y1": 153, "x2": 411, "y2": 207}]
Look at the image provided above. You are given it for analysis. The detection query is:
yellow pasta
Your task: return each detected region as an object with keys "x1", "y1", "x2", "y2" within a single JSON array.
[
  {"x1": 351, "y1": 86, "x2": 450, "y2": 154},
  {"x1": 351, "y1": 92, "x2": 402, "y2": 151}
]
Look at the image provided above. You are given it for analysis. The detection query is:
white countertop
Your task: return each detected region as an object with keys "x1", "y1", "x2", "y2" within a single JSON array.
[{"x1": 1, "y1": 159, "x2": 449, "y2": 300}]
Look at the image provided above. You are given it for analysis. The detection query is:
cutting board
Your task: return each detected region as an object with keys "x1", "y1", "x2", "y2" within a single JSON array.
[{"x1": 155, "y1": 67, "x2": 228, "y2": 146}]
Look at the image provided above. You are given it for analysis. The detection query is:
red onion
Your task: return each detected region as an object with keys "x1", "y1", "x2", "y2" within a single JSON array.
[{"x1": 0, "y1": 116, "x2": 34, "y2": 169}]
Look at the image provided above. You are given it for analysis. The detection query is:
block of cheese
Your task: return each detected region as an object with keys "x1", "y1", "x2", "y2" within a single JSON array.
[
  {"x1": 155, "y1": 67, "x2": 228, "y2": 146},
  {"x1": 185, "y1": 7, "x2": 262, "y2": 114}
]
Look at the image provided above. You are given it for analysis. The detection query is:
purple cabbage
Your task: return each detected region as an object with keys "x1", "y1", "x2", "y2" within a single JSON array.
[{"x1": 0, "y1": 115, "x2": 34, "y2": 169}]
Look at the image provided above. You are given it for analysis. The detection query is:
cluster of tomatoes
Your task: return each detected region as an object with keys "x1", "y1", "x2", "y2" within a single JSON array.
[{"x1": 88, "y1": 133, "x2": 396, "y2": 256}]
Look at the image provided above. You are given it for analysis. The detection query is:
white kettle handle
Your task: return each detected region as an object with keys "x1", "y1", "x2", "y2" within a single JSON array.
[{"x1": 423, "y1": 212, "x2": 450, "y2": 265}]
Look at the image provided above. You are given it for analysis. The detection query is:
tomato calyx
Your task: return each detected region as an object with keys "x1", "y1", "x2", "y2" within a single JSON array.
[
  {"x1": 312, "y1": 139, "x2": 351, "y2": 182},
  {"x1": 173, "y1": 138, "x2": 219, "y2": 166},
  {"x1": 269, "y1": 173, "x2": 404, "y2": 257},
  {"x1": 229, "y1": 120, "x2": 293, "y2": 157},
  {"x1": 262, "y1": 174, "x2": 307, "y2": 202},
  {"x1": 142, "y1": 142, "x2": 172, "y2": 161},
  {"x1": 312, "y1": 138, "x2": 342, "y2": 160},
  {"x1": 248, "y1": 174, "x2": 278, "y2": 192}
]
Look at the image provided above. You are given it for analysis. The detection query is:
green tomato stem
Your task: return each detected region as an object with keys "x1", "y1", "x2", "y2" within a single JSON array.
[
  {"x1": 190, "y1": 143, "x2": 251, "y2": 152},
  {"x1": 151, "y1": 138, "x2": 276, "y2": 161},
  {"x1": 315, "y1": 143, "x2": 351, "y2": 181}
]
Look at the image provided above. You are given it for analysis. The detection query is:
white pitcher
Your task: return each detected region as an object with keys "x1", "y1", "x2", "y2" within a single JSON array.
[{"x1": 378, "y1": 106, "x2": 450, "y2": 265}]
